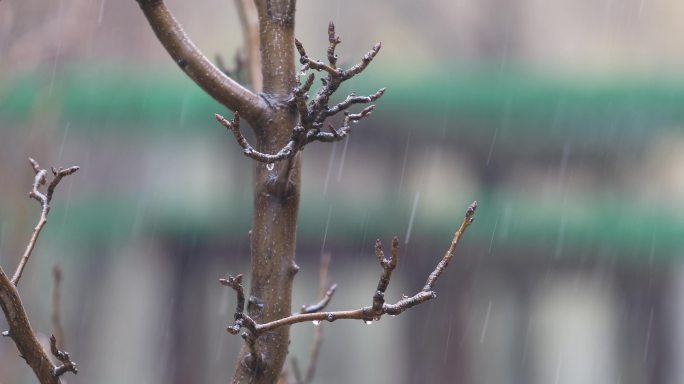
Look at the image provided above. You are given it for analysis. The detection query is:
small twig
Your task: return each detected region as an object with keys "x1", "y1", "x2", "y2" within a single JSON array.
[
  {"x1": 0, "y1": 158, "x2": 80, "y2": 384},
  {"x1": 223, "y1": 202, "x2": 477, "y2": 349},
  {"x1": 371, "y1": 236, "x2": 399, "y2": 315},
  {"x1": 299, "y1": 283, "x2": 337, "y2": 315},
  {"x1": 218, "y1": 21, "x2": 384, "y2": 166},
  {"x1": 219, "y1": 274, "x2": 246, "y2": 335},
  {"x1": 288, "y1": 253, "x2": 335, "y2": 384},
  {"x1": 299, "y1": 252, "x2": 336, "y2": 315},
  {"x1": 233, "y1": 0, "x2": 262, "y2": 92},
  {"x1": 51, "y1": 266, "x2": 65, "y2": 350},
  {"x1": 50, "y1": 335, "x2": 78, "y2": 377},
  {"x1": 12, "y1": 159, "x2": 79, "y2": 286}
]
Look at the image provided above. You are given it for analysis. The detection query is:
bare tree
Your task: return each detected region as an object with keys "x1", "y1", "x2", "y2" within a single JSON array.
[
  {"x1": 0, "y1": 2, "x2": 476, "y2": 384},
  {"x1": 134, "y1": 1, "x2": 477, "y2": 384}
]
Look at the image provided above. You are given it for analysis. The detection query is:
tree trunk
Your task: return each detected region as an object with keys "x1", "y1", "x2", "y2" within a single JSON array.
[{"x1": 232, "y1": 1, "x2": 299, "y2": 383}]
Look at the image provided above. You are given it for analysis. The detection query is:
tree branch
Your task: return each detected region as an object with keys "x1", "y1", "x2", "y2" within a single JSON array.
[
  {"x1": 234, "y1": 0, "x2": 262, "y2": 92},
  {"x1": 290, "y1": 252, "x2": 335, "y2": 384},
  {"x1": 221, "y1": 201, "x2": 477, "y2": 345},
  {"x1": 216, "y1": 22, "x2": 384, "y2": 165},
  {"x1": 135, "y1": 0, "x2": 269, "y2": 123},
  {"x1": 12, "y1": 159, "x2": 79, "y2": 286},
  {"x1": 0, "y1": 158, "x2": 79, "y2": 384},
  {"x1": 50, "y1": 335, "x2": 78, "y2": 377}
]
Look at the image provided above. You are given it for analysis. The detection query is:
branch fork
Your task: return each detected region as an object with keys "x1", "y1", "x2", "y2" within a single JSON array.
[
  {"x1": 221, "y1": 201, "x2": 477, "y2": 353},
  {"x1": 0, "y1": 158, "x2": 79, "y2": 384},
  {"x1": 217, "y1": 21, "x2": 385, "y2": 165}
]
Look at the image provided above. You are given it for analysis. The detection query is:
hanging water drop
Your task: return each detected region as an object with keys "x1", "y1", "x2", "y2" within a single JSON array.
[
  {"x1": 312, "y1": 320, "x2": 321, "y2": 326},
  {"x1": 364, "y1": 320, "x2": 373, "y2": 325},
  {"x1": 267, "y1": 163, "x2": 274, "y2": 171}
]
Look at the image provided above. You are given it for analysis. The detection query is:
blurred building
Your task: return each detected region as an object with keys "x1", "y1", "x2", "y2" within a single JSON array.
[{"x1": 1, "y1": 0, "x2": 684, "y2": 383}]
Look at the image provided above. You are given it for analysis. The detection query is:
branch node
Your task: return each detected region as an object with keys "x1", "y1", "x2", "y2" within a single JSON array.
[{"x1": 50, "y1": 334, "x2": 78, "y2": 377}]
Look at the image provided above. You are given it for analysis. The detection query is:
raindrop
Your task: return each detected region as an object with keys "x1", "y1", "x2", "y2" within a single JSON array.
[
  {"x1": 57, "y1": 122, "x2": 70, "y2": 162},
  {"x1": 336, "y1": 136, "x2": 350, "y2": 182},
  {"x1": 364, "y1": 320, "x2": 373, "y2": 325},
  {"x1": 405, "y1": 191, "x2": 420, "y2": 244},
  {"x1": 98, "y1": 0, "x2": 107, "y2": 24},
  {"x1": 396, "y1": 132, "x2": 412, "y2": 200},
  {"x1": 479, "y1": 299, "x2": 492, "y2": 344},
  {"x1": 486, "y1": 126, "x2": 499, "y2": 166},
  {"x1": 266, "y1": 163, "x2": 274, "y2": 171},
  {"x1": 312, "y1": 320, "x2": 321, "y2": 326},
  {"x1": 643, "y1": 307, "x2": 654, "y2": 362},
  {"x1": 320, "y1": 206, "x2": 333, "y2": 253},
  {"x1": 322, "y1": 142, "x2": 337, "y2": 195}
]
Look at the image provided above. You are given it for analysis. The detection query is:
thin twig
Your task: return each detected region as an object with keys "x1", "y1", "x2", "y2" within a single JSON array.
[
  {"x1": 233, "y1": 0, "x2": 262, "y2": 92},
  {"x1": 218, "y1": 21, "x2": 384, "y2": 165},
  {"x1": 223, "y1": 202, "x2": 477, "y2": 343},
  {"x1": 299, "y1": 252, "x2": 334, "y2": 384},
  {"x1": 0, "y1": 158, "x2": 80, "y2": 384},
  {"x1": 12, "y1": 159, "x2": 79, "y2": 286},
  {"x1": 50, "y1": 335, "x2": 78, "y2": 377},
  {"x1": 299, "y1": 253, "x2": 336, "y2": 315}
]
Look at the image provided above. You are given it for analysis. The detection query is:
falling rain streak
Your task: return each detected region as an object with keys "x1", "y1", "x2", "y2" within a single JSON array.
[
  {"x1": 405, "y1": 192, "x2": 420, "y2": 245},
  {"x1": 479, "y1": 300, "x2": 492, "y2": 344}
]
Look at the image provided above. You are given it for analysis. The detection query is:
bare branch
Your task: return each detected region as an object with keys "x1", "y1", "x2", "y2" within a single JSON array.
[
  {"x1": 219, "y1": 274, "x2": 247, "y2": 335},
  {"x1": 216, "y1": 113, "x2": 299, "y2": 164},
  {"x1": 135, "y1": 0, "x2": 268, "y2": 122},
  {"x1": 50, "y1": 335, "x2": 78, "y2": 377},
  {"x1": 299, "y1": 283, "x2": 337, "y2": 315},
  {"x1": 0, "y1": 159, "x2": 80, "y2": 384},
  {"x1": 218, "y1": 22, "x2": 384, "y2": 165},
  {"x1": 234, "y1": 0, "x2": 262, "y2": 92},
  {"x1": 222, "y1": 202, "x2": 477, "y2": 344},
  {"x1": 372, "y1": 237, "x2": 399, "y2": 313},
  {"x1": 12, "y1": 159, "x2": 79, "y2": 286},
  {"x1": 292, "y1": 252, "x2": 336, "y2": 384}
]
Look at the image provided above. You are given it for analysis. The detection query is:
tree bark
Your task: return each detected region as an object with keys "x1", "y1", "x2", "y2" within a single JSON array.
[{"x1": 231, "y1": 1, "x2": 299, "y2": 383}]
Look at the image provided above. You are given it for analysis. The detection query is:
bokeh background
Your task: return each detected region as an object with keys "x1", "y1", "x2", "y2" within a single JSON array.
[{"x1": 2, "y1": 0, "x2": 684, "y2": 383}]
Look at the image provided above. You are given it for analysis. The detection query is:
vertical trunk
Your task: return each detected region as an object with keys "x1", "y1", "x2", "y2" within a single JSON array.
[{"x1": 232, "y1": 1, "x2": 298, "y2": 383}]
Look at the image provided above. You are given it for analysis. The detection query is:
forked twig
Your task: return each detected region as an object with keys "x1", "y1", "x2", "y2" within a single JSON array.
[
  {"x1": 290, "y1": 252, "x2": 335, "y2": 384},
  {"x1": 12, "y1": 159, "x2": 79, "y2": 286},
  {"x1": 222, "y1": 202, "x2": 477, "y2": 353},
  {"x1": 0, "y1": 158, "x2": 80, "y2": 384},
  {"x1": 218, "y1": 21, "x2": 384, "y2": 165}
]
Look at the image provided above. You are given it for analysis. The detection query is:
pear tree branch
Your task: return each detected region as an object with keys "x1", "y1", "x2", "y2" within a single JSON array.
[
  {"x1": 221, "y1": 201, "x2": 477, "y2": 349},
  {"x1": 0, "y1": 158, "x2": 79, "y2": 384},
  {"x1": 135, "y1": 0, "x2": 268, "y2": 122},
  {"x1": 217, "y1": 22, "x2": 384, "y2": 164}
]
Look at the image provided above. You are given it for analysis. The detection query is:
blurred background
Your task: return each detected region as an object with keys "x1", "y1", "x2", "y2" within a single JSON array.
[{"x1": 1, "y1": 0, "x2": 684, "y2": 383}]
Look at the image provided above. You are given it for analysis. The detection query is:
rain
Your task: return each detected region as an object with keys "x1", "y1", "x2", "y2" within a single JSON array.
[{"x1": 0, "y1": 0, "x2": 683, "y2": 383}]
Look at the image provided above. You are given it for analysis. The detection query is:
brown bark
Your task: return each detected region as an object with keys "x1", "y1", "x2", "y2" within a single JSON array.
[
  {"x1": 231, "y1": 3, "x2": 299, "y2": 382},
  {"x1": 0, "y1": 267, "x2": 60, "y2": 384},
  {"x1": 136, "y1": 0, "x2": 268, "y2": 122}
]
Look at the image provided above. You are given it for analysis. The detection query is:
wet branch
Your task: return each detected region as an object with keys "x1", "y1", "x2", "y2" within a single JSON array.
[
  {"x1": 233, "y1": 0, "x2": 262, "y2": 92},
  {"x1": 216, "y1": 22, "x2": 384, "y2": 165},
  {"x1": 0, "y1": 158, "x2": 79, "y2": 384},
  {"x1": 12, "y1": 159, "x2": 79, "y2": 286},
  {"x1": 290, "y1": 252, "x2": 335, "y2": 384},
  {"x1": 221, "y1": 202, "x2": 477, "y2": 350},
  {"x1": 135, "y1": 0, "x2": 268, "y2": 122},
  {"x1": 50, "y1": 335, "x2": 78, "y2": 377}
]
